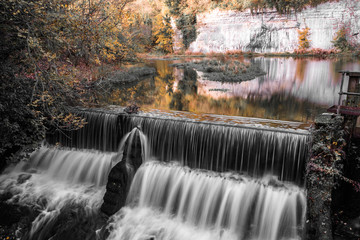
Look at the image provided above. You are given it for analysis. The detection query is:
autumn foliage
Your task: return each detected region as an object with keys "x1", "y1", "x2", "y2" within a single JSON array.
[
  {"x1": 297, "y1": 27, "x2": 311, "y2": 50},
  {"x1": 0, "y1": 0, "x2": 135, "y2": 167},
  {"x1": 152, "y1": 14, "x2": 174, "y2": 54},
  {"x1": 332, "y1": 26, "x2": 355, "y2": 52}
]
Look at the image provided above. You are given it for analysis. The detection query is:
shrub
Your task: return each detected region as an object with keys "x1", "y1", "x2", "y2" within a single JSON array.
[
  {"x1": 297, "y1": 27, "x2": 311, "y2": 50},
  {"x1": 332, "y1": 26, "x2": 354, "y2": 52}
]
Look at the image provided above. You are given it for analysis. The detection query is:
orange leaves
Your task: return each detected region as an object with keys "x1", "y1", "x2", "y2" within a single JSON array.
[
  {"x1": 297, "y1": 27, "x2": 311, "y2": 50},
  {"x1": 152, "y1": 14, "x2": 174, "y2": 53}
]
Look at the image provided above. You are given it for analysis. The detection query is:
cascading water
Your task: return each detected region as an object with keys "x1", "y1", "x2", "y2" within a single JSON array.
[
  {"x1": 0, "y1": 125, "x2": 147, "y2": 239},
  {"x1": 0, "y1": 110, "x2": 310, "y2": 239},
  {"x1": 47, "y1": 110, "x2": 309, "y2": 184},
  {"x1": 46, "y1": 109, "x2": 124, "y2": 152},
  {"x1": 107, "y1": 161, "x2": 306, "y2": 240},
  {"x1": 26, "y1": 146, "x2": 117, "y2": 186},
  {"x1": 126, "y1": 115, "x2": 309, "y2": 184},
  {"x1": 0, "y1": 146, "x2": 116, "y2": 239}
]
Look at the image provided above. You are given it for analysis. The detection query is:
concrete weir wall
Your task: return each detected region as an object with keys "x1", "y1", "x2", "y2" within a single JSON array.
[{"x1": 181, "y1": 0, "x2": 360, "y2": 53}]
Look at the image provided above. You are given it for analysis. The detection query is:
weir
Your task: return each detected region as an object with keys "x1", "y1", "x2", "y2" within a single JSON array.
[
  {"x1": 0, "y1": 108, "x2": 311, "y2": 239},
  {"x1": 46, "y1": 109, "x2": 125, "y2": 152},
  {"x1": 47, "y1": 109, "x2": 310, "y2": 184},
  {"x1": 127, "y1": 115, "x2": 309, "y2": 184}
]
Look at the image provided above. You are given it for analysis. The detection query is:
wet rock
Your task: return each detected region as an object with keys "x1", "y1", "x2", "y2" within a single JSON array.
[
  {"x1": 124, "y1": 104, "x2": 140, "y2": 114},
  {"x1": 17, "y1": 173, "x2": 32, "y2": 184},
  {"x1": 0, "y1": 199, "x2": 38, "y2": 240},
  {"x1": 315, "y1": 113, "x2": 344, "y2": 128},
  {"x1": 100, "y1": 160, "x2": 129, "y2": 216},
  {"x1": 29, "y1": 205, "x2": 101, "y2": 240},
  {"x1": 100, "y1": 126, "x2": 144, "y2": 216},
  {"x1": 0, "y1": 202, "x2": 22, "y2": 225},
  {"x1": 96, "y1": 225, "x2": 110, "y2": 240}
]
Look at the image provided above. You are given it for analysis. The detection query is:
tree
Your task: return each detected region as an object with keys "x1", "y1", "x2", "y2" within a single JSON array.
[
  {"x1": 0, "y1": 0, "x2": 134, "y2": 169},
  {"x1": 332, "y1": 26, "x2": 354, "y2": 52},
  {"x1": 298, "y1": 27, "x2": 311, "y2": 50},
  {"x1": 152, "y1": 14, "x2": 174, "y2": 53}
]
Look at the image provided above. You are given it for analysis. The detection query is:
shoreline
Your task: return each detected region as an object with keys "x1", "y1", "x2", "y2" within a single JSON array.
[{"x1": 137, "y1": 51, "x2": 360, "y2": 61}]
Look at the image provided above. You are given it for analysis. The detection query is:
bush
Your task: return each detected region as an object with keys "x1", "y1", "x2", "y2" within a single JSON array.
[
  {"x1": 298, "y1": 27, "x2": 311, "y2": 50},
  {"x1": 0, "y1": 67, "x2": 45, "y2": 170},
  {"x1": 176, "y1": 14, "x2": 197, "y2": 50},
  {"x1": 332, "y1": 26, "x2": 354, "y2": 52}
]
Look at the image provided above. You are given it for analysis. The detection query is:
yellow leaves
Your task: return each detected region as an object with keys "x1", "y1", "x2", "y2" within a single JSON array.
[
  {"x1": 53, "y1": 113, "x2": 87, "y2": 130},
  {"x1": 94, "y1": 57, "x2": 101, "y2": 65},
  {"x1": 297, "y1": 27, "x2": 311, "y2": 50},
  {"x1": 44, "y1": 52, "x2": 57, "y2": 62},
  {"x1": 152, "y1": 13, "x2": 174, "y2": 53}
]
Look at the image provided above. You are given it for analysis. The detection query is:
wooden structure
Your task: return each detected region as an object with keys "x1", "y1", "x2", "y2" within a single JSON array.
[{"x1": 327, "y1": 71, "x2": 360, "y2": 138}]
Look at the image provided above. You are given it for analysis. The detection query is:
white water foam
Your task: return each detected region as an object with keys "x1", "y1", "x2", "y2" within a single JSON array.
[{"x1": 107, "y1": 161, "x2": 306, "y2": 240}]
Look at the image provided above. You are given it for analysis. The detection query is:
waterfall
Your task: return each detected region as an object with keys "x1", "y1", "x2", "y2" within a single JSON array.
[
  {"x1": 0, "y1": 109, "x2": 310, "y2": 239},
  {"x1": 25, "y1": 145, "x2": 117, "y2": 186},
  {"x1": 127, "y1": 115, "x2": 310, "y2": 184},
  {"x1": 46, "y1": 109, "x2": 124, "y2": 152},
  {"x1": 0, "y1": 146, "x2": 113, "y2": 239},
  {"x1": 46, "y1": 110, "x2": 309, "y2": 184},
  {"x1": 107, "y1": 161, "x2": 306, "y2": 240}
]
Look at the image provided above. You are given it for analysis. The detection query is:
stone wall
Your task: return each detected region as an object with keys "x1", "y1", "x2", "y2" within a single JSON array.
[{"x1": 306, "y1": 113, "x2": 345, "y2": 240}]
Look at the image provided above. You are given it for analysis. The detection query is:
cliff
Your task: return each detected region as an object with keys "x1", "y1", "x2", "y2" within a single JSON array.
[{"x1": 179, "y1": 1, "x2": 360, "y2": 53}]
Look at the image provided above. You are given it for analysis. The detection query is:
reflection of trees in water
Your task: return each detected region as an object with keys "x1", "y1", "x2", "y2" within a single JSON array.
[
  {"x1": 169, "y1": 67, "x2": 198, "y2": 111},
  {"x1": 330, "y1": 57, "x2": 360, "y2": 83},
  {"x1": 295, "y1": 59, "x2": 308, "y2": 82},
  {"x1": 246, "y1": 93, "x2": 324, "y2": 121},
  {"x1": 95, "y1": 76, "x2": 156, "y2": 105},
  {"x1": 178, "y1": 67, "x2": 198, "y2": 95},
  {"x1": 162, "y1": 74, "x2": 174, "y2": 95},
  {"x1": 170, "y1": 92, "x2": 189, "y2": 110}
]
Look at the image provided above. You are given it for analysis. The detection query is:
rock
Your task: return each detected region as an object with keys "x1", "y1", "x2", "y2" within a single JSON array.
[
  {"x1": 100, "y1": 160, "x2": 129, "y2": 216},
  {"x1": 100, "y1": 126, "x2": 144, "y2": 217},
  {"x1": 315, "y1": 113, "x2": 336, "y2": 125},
  {"x1": 17, "y1": 173, "x2": 32, "y2": 184},
  {"x1": 0, "y1": 202, "x2": 22, "y2": 225},
  {"x1": 185, "y1": 1, "x2": 360, "y2": 53}
]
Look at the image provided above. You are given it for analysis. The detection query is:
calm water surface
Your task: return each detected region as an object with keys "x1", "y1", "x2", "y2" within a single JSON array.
[{"x1": 98, "y1": 57, "x2": 360, "y2": 123}]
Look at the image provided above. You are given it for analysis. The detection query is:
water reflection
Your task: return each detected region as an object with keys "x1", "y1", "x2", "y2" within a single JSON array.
[{"x1": 97, "y1": 57, "x2": 360, "y2": 123}]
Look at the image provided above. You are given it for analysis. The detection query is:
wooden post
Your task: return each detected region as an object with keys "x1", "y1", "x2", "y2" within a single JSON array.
[{"x1": 337, "y1": 72, "x2": 346, "y2": 115}]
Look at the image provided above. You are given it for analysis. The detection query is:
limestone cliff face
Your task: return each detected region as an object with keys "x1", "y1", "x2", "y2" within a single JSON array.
[{"x1": 180, "y1": 0, "x2": 360, "y2": 53}]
